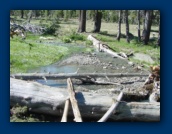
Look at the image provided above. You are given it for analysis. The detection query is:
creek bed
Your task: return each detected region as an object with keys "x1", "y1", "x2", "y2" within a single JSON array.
[{"x1": 27, "y1": 42, "x2": 149, "y2": 97}]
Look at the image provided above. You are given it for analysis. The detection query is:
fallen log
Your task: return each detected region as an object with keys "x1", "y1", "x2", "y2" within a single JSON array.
[
  {"x1": 87, "y1": 34, "x2": 126, "y2": 60},
  {"x1": 10, "y1": 78, "x2": 160, "y2": 121},
  {"x1": 119, "y1": 52, "x2": 128, "y2": 58},
  {"x1": 10, "y1": 73, "x2": 149, "y2": 80},
  {"x1": 67, "y1": 78, "x2": 82, "y2": 122}
]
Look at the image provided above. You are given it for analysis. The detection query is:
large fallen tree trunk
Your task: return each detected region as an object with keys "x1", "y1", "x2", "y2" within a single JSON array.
[
  {"x1": 87, "y1": 34, "x2": 126, "y2": 60},
  {"x1": 10, "y1": 73, "x2": 148, "y2": 80},
  {"x1": 10, "y1": 78, "x2": 160, "y2": 121}
]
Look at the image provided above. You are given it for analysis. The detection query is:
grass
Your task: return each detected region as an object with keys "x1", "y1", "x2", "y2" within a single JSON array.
[
  {"x1": 10, "y1": 32, "x2": 94, "y2": 73},
  {"x1": 10, "y1": 35, "x2": 69, "y2": 73}
]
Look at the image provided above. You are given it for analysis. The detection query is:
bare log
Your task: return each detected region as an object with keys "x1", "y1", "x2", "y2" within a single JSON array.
[
  {"x1": 10, "y1": 78, "x2": 160, "y2": 121},
  {"x1": 61, "y1": 99, "x2": 70, "y2": 122},
  {"x1": 98, "y1": 92, "x2": 123, "y2": 122},
  {"x1": 10, "y1": 73, "x2": 149, "y2": 80},
  {"x1": 67, "y1": 78, "x2": 82, "y2": 122},
  {"x1": 87, "y1": 35, "x2": 126, "y2": 59},
  {"x1": 91, "y1": 80, "x2": 121, "y2": 85},
  {"x1": 119, "y1": 52, "x2": 128, "y2": 58}
]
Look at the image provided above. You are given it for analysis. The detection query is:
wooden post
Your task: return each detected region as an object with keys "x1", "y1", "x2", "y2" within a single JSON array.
[
  {"x1": 67, "y1": 78, "x2": 83, "y2": 122},
  {"x1": 98, "y1": 42, "x2": 100, "y2": 52},
  {"x1": 98, "y1": 92, "x2": 124, "y2": 122},
  {"x1": 61, "y1": 99, "x2": 70, "y2": 122}
]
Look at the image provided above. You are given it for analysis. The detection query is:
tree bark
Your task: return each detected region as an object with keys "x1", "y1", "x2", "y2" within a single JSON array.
[
  {"x1": 78, "y1": 10, "x2": 86, "y2": 33},
  {"x1": 137, "y1": 10, "x2": 141, "y2": 42},
  {"x1": 21, "y1": 10, "x2": 24, "y2": 19},
  {"x1": 93, "y1": 10, "x2": 102, "y2": 33},
  {"x1": 116, "y1": 10, "x2": 122, "y2": 41},
  {"x1": 27, "y1": 10, "x2": 33, "y2": 23},
  {"x1": 10, "y1": 78, "x2": 160, "y2": 121},
  {"x1": 125, "y1": 10, "x2": 130, "y2": 43},
  {"x1": 143, "y1": 10, "x2": 146, "y2": 30},
  {"x1": 142, "y1": 10, "x2": 153, "y2": 45},
  {"x1": 157, "y1": 11, "x2": 160, "y2": 46}
]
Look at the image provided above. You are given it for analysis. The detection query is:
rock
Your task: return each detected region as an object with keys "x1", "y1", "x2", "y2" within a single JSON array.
[
  {"x1": 128, "y1": 61, "x2": 134, "y2": 66},
  {"x1": 134, "y1": 66, "x2": 142, "y2": 70},
  {"x1": 133, "y1": 53, "x2": 155, "y2": 64},
  {"x1": 92, "y1": 53, "x2": 96, "y2": 56},
  {"x1": 112, "y1": 56, "x2": 117, "y2": 58},
  {"x1": 103, "y1": 66, "x2": 107, "y2": 69},
  {"x1": 149, "y1": 92, "x2": 160, "y2": 102},
  {"x1": 122, "y1": 66, "x2": 126, "y2": 69}
]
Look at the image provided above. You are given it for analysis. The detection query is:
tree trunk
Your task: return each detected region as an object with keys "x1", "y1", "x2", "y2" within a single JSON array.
[
  {"x1": 137, "y1": 10, "x2": 141, "y2": 42},
  {"x1": 45, "y1": 10, "x2": 50, "y2": 22},
  {"x1": 157, "y1": 11, "x2": 160, "y2": 46},
  {"x1": 10, "y1": 78, "x2": 160, "y2": 121},
  {"x1": 125, "y1": 10, "x2": 130, "y2": 43},
  {"x1": 34, "y1": 10, "x2": 40, "y2": 19},
  {"x1": 143, "y1": 10, "x2": 146, "y2": 30},
  {"x1": 21, "y1": 10, "x2": 24, "y2": 19},
  {"x1": 78, "y1": 10, "x2": 86, "y2": 33},
  {"x1": 93, "y1": 10, "x2": 102, "y2": 33},
  {"x1": 27, "y1": 10, "x2": 33, "y2": 23},
  {"x1": 142, "y1": 10, "x2": 153, "y2": 45},
  {"x1": 116, "y1": 10, "x2": 122, "y2": 41}
]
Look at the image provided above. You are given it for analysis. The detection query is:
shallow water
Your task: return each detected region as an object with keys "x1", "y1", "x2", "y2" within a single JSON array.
[{"x1": 27, "y1": 42, "x2": 148, "y2": 90}]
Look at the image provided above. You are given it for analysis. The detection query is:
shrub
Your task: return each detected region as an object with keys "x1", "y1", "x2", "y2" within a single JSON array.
[
  {"x1": 68, "y1": 30, "x2": 86, "y2": 41},
  {"x1": 99, "y1": 31, "x2": 108, "y2": 35},
  {"x1": 43, "y1": 19, "x2": 60, "y2": 35},
  {"x1": 62, "y1": 37, "x2": 72, "y2": 43}
]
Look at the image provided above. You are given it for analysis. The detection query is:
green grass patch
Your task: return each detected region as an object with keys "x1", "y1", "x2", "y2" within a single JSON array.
[
  {"x1": 10, "y1": 37, "x2": 69, "y2": 73},
  {"x1": 61, "y1": 29, "x2": 86, "y2": 43},
  {"x1": 10, "y1": 33, "x2": 94, "y2": 73}
]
